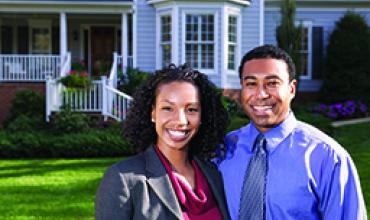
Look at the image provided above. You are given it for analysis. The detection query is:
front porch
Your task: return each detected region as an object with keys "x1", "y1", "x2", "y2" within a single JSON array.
[{"x1": 0, "y1": 2, "x2": 134, "y2": 123}]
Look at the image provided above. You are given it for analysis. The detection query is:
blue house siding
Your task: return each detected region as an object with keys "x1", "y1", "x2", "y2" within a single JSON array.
[
  {"x1": 136, "y1": 0, "x2": 156, "y2": 73},
  {"x1": 223, "y1": 0, "x2": 261, "y2": 89}
]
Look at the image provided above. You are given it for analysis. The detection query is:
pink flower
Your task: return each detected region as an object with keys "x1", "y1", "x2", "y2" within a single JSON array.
[{"x1": 69, "y1": 70, "x2": 76, "y2": 75}]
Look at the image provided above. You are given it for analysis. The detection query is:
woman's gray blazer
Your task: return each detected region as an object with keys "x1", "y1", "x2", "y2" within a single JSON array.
[{"x1": 95, "y1": 146, "x2": 231, "y2": 220}]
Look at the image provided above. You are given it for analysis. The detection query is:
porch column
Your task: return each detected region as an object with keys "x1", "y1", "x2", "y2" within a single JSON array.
[
  {"x1": 121, "y1": 13, "x2": 128, "y2": 69},
  {"x1": 60, "y1": 12, "x2": 68, "y2": 75}
]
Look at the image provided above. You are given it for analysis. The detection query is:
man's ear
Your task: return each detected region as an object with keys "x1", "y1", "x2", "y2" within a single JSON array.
[{"x1": 290, "y1": 79, "x2": 298, "y2": 98}]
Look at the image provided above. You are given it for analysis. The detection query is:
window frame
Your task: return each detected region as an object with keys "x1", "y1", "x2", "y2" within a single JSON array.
[
  {"x1": 296, "y1": 20, "x2": 313, "y2": 80},
  {"x1": 225, "y1": 10, "x2": 241, "y2": 74}
]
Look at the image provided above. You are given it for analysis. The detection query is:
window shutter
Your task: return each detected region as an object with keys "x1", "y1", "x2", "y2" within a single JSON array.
[
  {"x1": 312, "y1": 26, "x2": 323, "y2": 79},
  {"x1": 18, "y1": 26, "x2": 29, "y2": 54}
]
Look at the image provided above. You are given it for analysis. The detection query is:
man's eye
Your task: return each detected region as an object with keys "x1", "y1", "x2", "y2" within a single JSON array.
[
  {"x1": 245, "y1": 82, "x2": 256, "y2": 87},
  {"x1": 267, "y1": 81, "x2": 279, "y2": 87}
]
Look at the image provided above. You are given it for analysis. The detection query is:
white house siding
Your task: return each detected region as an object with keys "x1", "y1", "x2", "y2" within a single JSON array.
[
  {"x1": 224, "y1": 0, "x2": 262, "y2": 89},
  {"x1": 265, "y1": 7, "x2": 370, "y2": 91},
  {"x1": 136, "y1": 0, "x2": 157, "y2": 72}
]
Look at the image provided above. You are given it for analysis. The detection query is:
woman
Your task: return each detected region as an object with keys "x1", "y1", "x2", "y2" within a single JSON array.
[{"x1": 95, "y1": 64, "x2": 230, "y2": 220}]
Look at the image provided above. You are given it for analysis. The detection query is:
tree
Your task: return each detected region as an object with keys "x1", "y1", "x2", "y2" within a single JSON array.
[
  {"x1": 320, "y1": 11, "x2": 370, "y2": 105},
  {"x1": 276, "y1": 0, "x2": 302, "y2": 82}
]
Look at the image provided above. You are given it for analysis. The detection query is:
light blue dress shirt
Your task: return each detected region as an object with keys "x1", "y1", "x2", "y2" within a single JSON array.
[{"x1": 218, "y1": 112, "x2": 367, "y2": 220}]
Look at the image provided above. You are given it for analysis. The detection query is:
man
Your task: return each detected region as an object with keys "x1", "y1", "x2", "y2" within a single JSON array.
[{"x1": 218, "y1": 45, "x2": 367, "y2": 220}]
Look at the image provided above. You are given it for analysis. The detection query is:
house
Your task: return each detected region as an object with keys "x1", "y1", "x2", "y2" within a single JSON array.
[{"x1": 0, "y1": 0, "x2": 369, "y2": 123}]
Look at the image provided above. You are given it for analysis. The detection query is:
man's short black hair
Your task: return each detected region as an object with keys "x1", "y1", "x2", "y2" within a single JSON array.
[{"x1": 238, "y1": 44, "x2": 296, "y2": 81}]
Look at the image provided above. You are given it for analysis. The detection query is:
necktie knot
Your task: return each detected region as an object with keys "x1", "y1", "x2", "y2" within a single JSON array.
[{"x1": 254, "y1": 133, "x2": 267, "y2": 154}]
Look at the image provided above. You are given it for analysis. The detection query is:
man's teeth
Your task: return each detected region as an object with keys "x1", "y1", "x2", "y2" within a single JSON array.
[
  {"x1": 254, "y1": 106, "x2": 272, "y2": 110},
  {"x1": 168, "y1": 130, "x2": 187, "y2": 137}
]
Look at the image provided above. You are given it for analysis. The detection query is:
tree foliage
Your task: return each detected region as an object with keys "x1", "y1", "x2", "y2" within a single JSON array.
[
  {"x1": 320, "y1": 12, "x2": 370, "y2": 105},
  {"x1": 276, "y1": 0, "x2": 302, "y2": 80}
]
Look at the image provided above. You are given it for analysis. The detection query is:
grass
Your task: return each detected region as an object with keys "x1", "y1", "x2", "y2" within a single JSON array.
[
  {"x1": 0, "y1": 158, "x2": 121, "y2": 219},
  {"x1": 0, "y1": 122, "x2": 369, "y2": 219}
]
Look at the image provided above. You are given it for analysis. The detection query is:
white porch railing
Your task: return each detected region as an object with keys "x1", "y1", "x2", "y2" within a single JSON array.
[
  {"x1": 0, "y1": 54, "x2": 61, "y2": 81},
  {"x1": 46, "y1": 52, "x2": 132, "y2": 122}
]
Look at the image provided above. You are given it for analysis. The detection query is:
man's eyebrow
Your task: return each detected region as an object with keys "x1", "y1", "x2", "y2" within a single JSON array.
[
  {"x1": 265, "y1": 75, "x2": 282, "y2": 80},
  {"x1": 243, "y1": 76, "x2": 257, "y2": 81}
]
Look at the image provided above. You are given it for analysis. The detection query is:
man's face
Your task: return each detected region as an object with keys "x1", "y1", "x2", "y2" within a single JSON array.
[{"x1": 240, "y1": 58, "x2": 297, "y2": 133}]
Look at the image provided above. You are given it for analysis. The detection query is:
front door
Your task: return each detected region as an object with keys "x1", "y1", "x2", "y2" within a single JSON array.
[{"x1": 91, "y1": 26, "x2": 115, "y2": 76}]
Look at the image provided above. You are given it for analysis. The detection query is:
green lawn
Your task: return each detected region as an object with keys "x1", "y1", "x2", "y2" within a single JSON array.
[
  {"x1": 0, "y1": 158, "x2": 121, "y2": 219},
  {"x1": 0, "y1": 122, "x2": 369, "y2": 219}
]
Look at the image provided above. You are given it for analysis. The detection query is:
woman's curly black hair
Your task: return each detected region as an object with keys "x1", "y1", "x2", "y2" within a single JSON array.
[{"x1": 122, "y1": 64, "x2": 229, "y2": 159}]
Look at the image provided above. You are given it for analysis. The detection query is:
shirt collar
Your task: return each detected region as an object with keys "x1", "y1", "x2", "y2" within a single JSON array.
[{"x1": 248, "y1": 111, "x2": 297, "y2": 153}]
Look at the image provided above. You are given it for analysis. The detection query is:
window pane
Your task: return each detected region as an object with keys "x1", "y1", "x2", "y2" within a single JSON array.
[
  {"x1": 298, "y1": 27, "x2": 309, "y2": 76},
  {"x1": 32, "y1": 28, "x2": 50, "y2": 53},
  {"x1": 228, "y1": 45, "x2": 236, "y2": 70},
  {"x1": 162, "y1": 44, "x2": 171, "y2": 68},
  {"x1": 201, "y1": 44, "x2": 214, "y2": 69},
  {"x1": 186, "y1": 44, "x2": 198, "y2": 68}
]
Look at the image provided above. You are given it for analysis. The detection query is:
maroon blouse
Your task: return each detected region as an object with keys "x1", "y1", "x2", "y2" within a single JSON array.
[{"x1": 154, "y1": 146, "x2": 223, "y2": 220}]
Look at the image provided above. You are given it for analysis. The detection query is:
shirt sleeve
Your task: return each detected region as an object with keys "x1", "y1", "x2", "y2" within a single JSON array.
[
  {"x1": 95, "y1": 164, "x2": 133, "y2": 220},
  {"x1": 317, "y1": 145, "x2": 367, "y2": 220}
]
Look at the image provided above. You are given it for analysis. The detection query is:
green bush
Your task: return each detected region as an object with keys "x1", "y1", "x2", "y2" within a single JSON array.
[
  {"x1": 320, "y1": 12, "x2": 370, "y2": 106},
  {"x1": 118, "y1": 68, "x2": 151, "y2": 95},
  {"x1": 51, "y1": 107, "x2": 90, "y2": 133},
  {"x1": 5, "y1": 115, "x2": 45, "y2": 133},
  {"x1": 7, "y1": 89, "x2": 45, "y2": 121},
  {"x1": 0, "y1": 127, "x2": 131, "y2": 158}
]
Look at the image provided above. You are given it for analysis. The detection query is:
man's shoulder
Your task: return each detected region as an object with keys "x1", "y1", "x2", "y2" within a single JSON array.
[{"x1": 294, "y1": 120, "x2": 348, "y2": 156}]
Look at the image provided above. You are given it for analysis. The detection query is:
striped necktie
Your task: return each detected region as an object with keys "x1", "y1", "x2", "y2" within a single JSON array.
[{"x1": 239, "y1": 133, "x2": 268, "y2": 220}]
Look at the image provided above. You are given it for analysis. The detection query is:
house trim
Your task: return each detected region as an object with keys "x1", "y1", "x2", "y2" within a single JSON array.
[
  {"x1": 156, "y1": 10, "x2": 172, "y2": 69},
  {"x1": 148, "y1": 0, "x2": 250, "y2": 7},
  {"x1": 225, "y1": 6, "x2": 241, "y2": 77}
]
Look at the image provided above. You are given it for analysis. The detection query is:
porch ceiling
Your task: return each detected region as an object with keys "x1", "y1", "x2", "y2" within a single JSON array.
[{"x1": 0, "y1": 1, "x2": 133, "y2": 14}]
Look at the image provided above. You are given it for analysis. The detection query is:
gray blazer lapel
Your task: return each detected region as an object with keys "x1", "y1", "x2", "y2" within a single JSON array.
[
  {"x1": 194, "y1": 157, "x2": 231, "y2": 220},
  {"x1": 144, "y1": 147, "x2": 183, "y2": 220}
]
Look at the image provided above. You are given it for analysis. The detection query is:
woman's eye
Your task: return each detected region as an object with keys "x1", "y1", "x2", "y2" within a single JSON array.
[
  {"x1": 188, "y1": 108, "x2": 199, "y2": 113},
  {"x1": 161, "y1": 106, "x2": 172, "y2": 111}
]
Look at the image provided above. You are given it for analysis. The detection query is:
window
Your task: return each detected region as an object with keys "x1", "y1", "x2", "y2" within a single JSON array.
[
  {"x1": 29, "y1": 20, "x2": 51, "y2": 54},
  {"x1": 185, "y1": 14, "x2": 214, "y2": 69},
  {"x1": 160, "y1": 15, "x2": 171, "y2": 68},
  {"x1": 297, "y1": 21, "x2": 312, "y2": 79},
  {"x1": 31, "y1": 27, "x2": 51, "y2": 54},
  {"x1": 227, "y1": 16, "x2": 237, "y2": 70}
]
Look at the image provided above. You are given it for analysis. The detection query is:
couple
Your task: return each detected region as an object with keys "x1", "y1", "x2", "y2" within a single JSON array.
[{"x1": 95, "y1": 45, "x2": 367, "y2": 220}]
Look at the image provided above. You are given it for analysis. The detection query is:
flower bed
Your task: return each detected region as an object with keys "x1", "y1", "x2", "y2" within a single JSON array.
[{"x1": 316, "y1": 100, "x2": 367, "y2": 120}]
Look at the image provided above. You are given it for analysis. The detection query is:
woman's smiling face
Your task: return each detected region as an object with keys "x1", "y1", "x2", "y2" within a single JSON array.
[{"x1": 152, "y1": 81, "x2": 201, "y2": 152}]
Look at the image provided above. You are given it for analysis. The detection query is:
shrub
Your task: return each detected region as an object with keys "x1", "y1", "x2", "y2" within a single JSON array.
[
  {"x1": 320, "y1": 12, "x2": 370, "y2": 106},
  {"x1": 51, "y1": 107, "x2": 90, "y2": 133},
  {"x1": 7, "y1": 89, "x2": 45, "y2": 121},
  {"x1": 5, "y1": 115, "x2": 45, "y2": 133},
  {"x1": 0, "y1": 127, "x2": 132, "y2": 158},
  {"x1": 118, "y1": 68, "x2": 151, "y2": 95}
]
